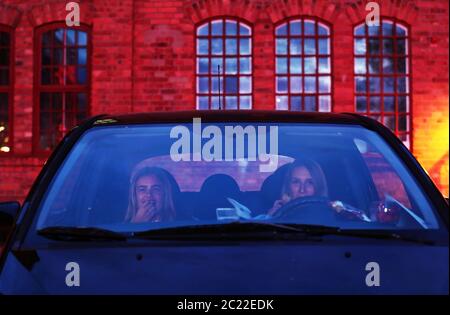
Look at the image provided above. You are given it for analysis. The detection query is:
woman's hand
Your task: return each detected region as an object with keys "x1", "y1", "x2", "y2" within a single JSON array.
[{"x1": 268, "y1": 194, "x2": 291, "y2": 216}]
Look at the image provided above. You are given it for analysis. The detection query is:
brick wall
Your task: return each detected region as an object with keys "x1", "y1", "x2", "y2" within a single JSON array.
[{"x1": 0, "y1": 0, "x2": 448, "y2": 202}]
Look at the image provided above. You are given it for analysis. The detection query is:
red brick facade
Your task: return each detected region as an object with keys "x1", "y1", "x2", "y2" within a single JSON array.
[{"x1": 0, "y1": 0, "x2": 448, "y2": 202}]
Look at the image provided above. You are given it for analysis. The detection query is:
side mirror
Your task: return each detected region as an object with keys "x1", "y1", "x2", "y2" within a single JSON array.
[{"x1": 0, "y1": 201, "x2": 20, "y2": 242}]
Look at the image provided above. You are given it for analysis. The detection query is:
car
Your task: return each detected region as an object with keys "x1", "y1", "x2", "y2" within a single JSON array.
[{"x1": 0, "y1": 110, "x2": 448, "y2": 294}]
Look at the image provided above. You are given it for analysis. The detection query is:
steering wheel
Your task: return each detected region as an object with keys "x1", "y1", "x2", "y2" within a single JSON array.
[{"x1": 271, "y1": 195, "x2": 335, "y2": 223}]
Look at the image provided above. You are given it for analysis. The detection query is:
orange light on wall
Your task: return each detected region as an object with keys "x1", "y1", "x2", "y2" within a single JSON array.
[{"x1": 414, "y1": 98, "x2": 449, "y2": 197}]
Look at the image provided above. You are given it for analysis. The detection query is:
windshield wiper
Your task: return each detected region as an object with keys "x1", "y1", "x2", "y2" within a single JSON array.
[
  {"x1": 133, "y1": 221, "x2": 435, "y2": 245},
  {"x1": 37, "y1": 226, "x2": 127, "y2": 241},
  {"x1": 133, "y1": 221, "x2": 340, "y2": 240}
]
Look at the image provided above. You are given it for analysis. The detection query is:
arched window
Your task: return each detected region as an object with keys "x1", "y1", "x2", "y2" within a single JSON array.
[
  {"x1": 0, "y1": 25, "x2": 13, "y2": 153},
  {"x1": 35, "y1": 23, "x2": 90, "y2": 152},
  {"x1": 196, "y1": 18, "x2": 252, "y2": 110},
  {"x1": 275, "y1": 18, "x2": 332, "y2": 111},
  {"x1": 354, "y1": 19, "x2": 411, "y2": 147}
]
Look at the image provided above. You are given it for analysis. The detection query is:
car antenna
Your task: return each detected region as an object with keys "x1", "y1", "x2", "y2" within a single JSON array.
[{"x1": 218, "y1": 64, "x2": 222, "y2": 110}]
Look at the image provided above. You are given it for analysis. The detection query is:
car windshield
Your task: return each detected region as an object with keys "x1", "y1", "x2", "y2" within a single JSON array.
[{"x1": 34, "y1": 121, "x2": 442, "y2": 233}]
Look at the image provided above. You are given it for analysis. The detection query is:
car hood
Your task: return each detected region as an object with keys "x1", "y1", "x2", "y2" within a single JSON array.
[{"x1": 0, "y1": 240, "x2": 448, "y2": 294}]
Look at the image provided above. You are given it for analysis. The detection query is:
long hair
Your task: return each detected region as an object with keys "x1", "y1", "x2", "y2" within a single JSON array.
[
  {"x1": 125, "y1": 167, "x2": 176, "y2": 222},
  {"x1": 281, "y1": 158, "x2": 328, "y2": 198}
]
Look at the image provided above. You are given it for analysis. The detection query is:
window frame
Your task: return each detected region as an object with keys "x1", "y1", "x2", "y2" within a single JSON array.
[
  {"x1": 0, "y1": 24, "x2": 14, "y2": 155},
  {"x1": 33, "y1": 22, "x2": 92, "y2": 155},
  {"x1": 352, "y1": 17, "x2": 413, "y2": 150},
  {"x1": 194, "y1": 16, "x2": 254, "y2": 110},
  {"x1": 273, "y1": 16, "x2": 334, "y2": 112}
]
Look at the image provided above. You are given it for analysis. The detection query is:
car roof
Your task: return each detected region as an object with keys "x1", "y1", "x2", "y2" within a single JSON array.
[{"x1": 88, "y1": 110, "x2": 372, "y2": 126}]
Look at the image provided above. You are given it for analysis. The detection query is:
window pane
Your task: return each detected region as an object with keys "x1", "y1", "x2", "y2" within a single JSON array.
[
  {"x1": 239, "y1": 57, "x2": 251, "y2": 74},
  {"x1": 304, "y1": 96, "x2": 316, "y2": 111},
  {"x1": 197, "y1": 58, "x2": 209, "y2": 74},
  {"x1": 355, "y1": 58, "x2": 366, "y2": 74},
  {"x1": 225, "y1": 21, "x2": 237, "y2": 35},
  {"x1": 211, "y1": 77, "x2": 223, "y2": 93},
  {"x1": 197, "y1": 77, "x2": 209, "y2": 93},
  {"x1": 318, "y1": 57, "x2": 330, "y2": 73},
  {"x1": 383, "y1": 77, "x2": 394, "y2": 93},
  {"x1": 197, "y1": 96, "x2": 209, "y2": 109},
  {"x1": 397, "y1": 38, "x2": 407, "y2": 55},
  {"x1": 368, "y1": 58, "x2": 380, "y2": 74},
  {"x1": 290, "y1": 21, "x2": 301, "y2": 35},
  {"x1": 77, "y1": 67, "x2": 87, "y2": 84},
  {"x1": 42, "y1": 48, "x2": 52, "y2": 65},
  {"x1": 397, "y1": 77, "x2": 408, "y2": 93},
  {"x1": 355, "y1": 77, "x2": 366, "y2": 93},
  {"x1": 319, "y1": 96, "x2": 331, "y2": 112},
  {"x1": 211, "y1": 96, "x2": 221, "y2": 109},
  {"x1": 240, "y1": 38, "x2": 250, "y2": 55},
  {"x1": 398, "y1": 96, "x2": 408, "y2": 112},
  {"x1": 368, "y1": 25, "x2": 380, "y2": 36},
  {"x1": 197, "y1": 39, "x2": 209, "y2": 55},
  {"x1": 354, "y1": 25, "x2": 365, "y2": 36},
  {"x1": 276, "y1": 95, "x2": 288, "y2": 110},
  {"x1": 290, "y1": 76, "x2": 302, "y2": 93},
  {"x1": 396, "y1": 25, "x2": 407, "y2": 36},
  {"x1": 382, "y1": 22, "x2": 394, "y2": 36},
  {"x1": 304, "y1": 77, "x2": 316, "y2": 93},
  {"x1": 276, "y1": 57, "x2": 287, "y2": 74},
  {"x1": 225, "y1": 58, "x2": 237, "y2": 74},
  {"x1": 304, "y1": 57, "x2": 316, "y2": 74},
  {"x1": 383, "y1": 116, "x2": 395, "y2": 131},
  {"x1": 369, "y1": 77, "x2": 381, "y2": 92},
  {"x1": 197, "y1": 24, "x2": 209, "y2": 36},
  {"x1": 356, "y1": 96, "x2": 367, "y2": 112},
  {"x1": 304, "y1": 39, "x2": 316, "y2": 54},
  {"x1": 239, "y1": 24, "x2": 251, "y2": 35},
  {"x1": 67, "y1": 29, "x2": 76, "y2": 46},
  {"x1": 211, "y1": 21, "x2": 223, "y2": 35},
  {"x1": 211, "y1": 58, "x2": 223, "y2": 73},
  {"x1": 318, "y1": 24, "x2": 328, "y2": 36},
  {"x1": 0, "y1": 49, "x2": 9, "y2": 66},
  {"x1": 319, "y1": 76, "x2": 331, "y2": 93},
  {"x1": 226, "y1": 39, "x2": 237, "y2": 54},
  {"x1": 290, "y1": 57, "x2": 302, "y2": 74},
  {"x1": 78, "y1": 48, "x2": 87, "y2": 65},
  {"x1": 42, "y1": 31, "x2": 52, "y2": 46},
  {"x1": 276, "y1": 24, "x2": 287, "y2": 36},
  {"x1": 291, "y1": 96, "x2": 301, "y2": 111},
  {"x1": 41, "y1": 68, "x2": 51, "y2": 85},
  {"x1": 304, "y1": 21, "x2": 315, "y2": 35},
  {"x1": 67, "y1": 48, "x2": 77, "y2": 65},
  {"x1": 239, "y1": 77, "x2": 251, "y2": 93},
  {"x1": 384, "y1": 96, "x2": 395, "y2": 112},
  {"x1": 225, "y1": 76, "x2": 238, "y2": 93},
  {"x1": 53, "y1": 29, "x2": 64, "y2": 46},
  {"x1": 318, "y1": 38, "x2": 329, "y2": 54},
  {"x1": 370, "y1": 96, "x2": 381, "y2": 112},
  {"x1": 398, "y1": 115, "x2": 408, "y2": 132},
  {"x1": 276, "y1": 76, "x2": 288, "y2": 93},
  {"x1": 276, "y1": 39, "x2": 288, "y2": 54},
  {"x1": 240, "y1": 96, "x2": 251, "y2": 109},
  {"x1": 397, "y1": 57, "x2": 408, "y2": 73},
  {"x1": 226, "y1": 96, "x2": 238, "y2": 109},
  {"x1": 212, "y1": 38, "x2": 223, "y2": 55},
  {"x1": 78, "y1": 31, "x2": 87, "y2": 45},
  {"x1": 290, "y1": 38, "x2": 301, "y2": 55},
  {"x1": 382, "y1": 57, "x2": 394, "y2": 73},
  {"x1": 354, "y1": 38, "x2": 366, "y2": 55},
  {"x1": 54, "y1": 48, "x2": 64, "y2": 65},
  {"x1": 383, "y1": 39, "x2": 394, "y2": 55}
]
